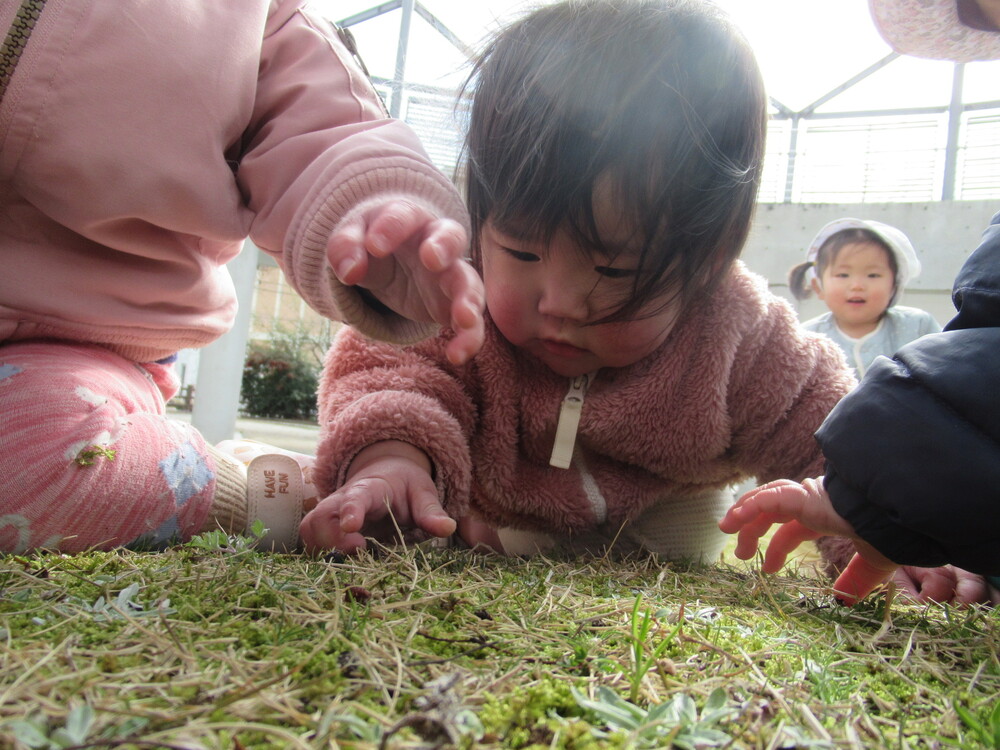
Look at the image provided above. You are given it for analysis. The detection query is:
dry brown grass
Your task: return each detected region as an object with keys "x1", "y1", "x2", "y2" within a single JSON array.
[{"x1": 1, "y1": 536, "x2": 997, "y2": 749}]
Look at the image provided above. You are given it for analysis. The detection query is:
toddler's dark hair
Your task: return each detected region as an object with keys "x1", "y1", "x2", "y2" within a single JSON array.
[
  {"x1": 788, "y1": 228, "x2": 898, "y2": 301},
  {"x1": 461, "y1": 0, "x2": 767, "y2": 323}
]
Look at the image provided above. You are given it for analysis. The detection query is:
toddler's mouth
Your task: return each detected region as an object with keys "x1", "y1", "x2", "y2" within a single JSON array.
[{"x1": 541, "y1": 339, "x2": 587, "y2": 358}]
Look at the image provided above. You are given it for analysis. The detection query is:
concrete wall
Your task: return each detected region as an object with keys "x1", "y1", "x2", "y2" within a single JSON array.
[{"x1": 742, "y1": 200, "x2": 998, "y2": 326}]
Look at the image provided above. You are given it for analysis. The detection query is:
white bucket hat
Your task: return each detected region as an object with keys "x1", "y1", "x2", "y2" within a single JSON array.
[
  {"x1": 869, "y1": 0, "x2": 1000, "y2": 62},
  {"x1": 806, "y1": 218, "x2": 922, "y2": 300}
]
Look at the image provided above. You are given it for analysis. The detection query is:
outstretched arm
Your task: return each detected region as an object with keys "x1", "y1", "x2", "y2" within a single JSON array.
[
  {"x1": 328, "y1": 201, "x2": 485, "y2": 365},
  {"x1": 300, "y1": 440, "x2": 456, "y2": 553},
  {"x1": 719, "y1": 478, "x2": 898, "y2": 605},
  {"x1": 243, "y1": 5, "x2": 484, "y2": 360}
]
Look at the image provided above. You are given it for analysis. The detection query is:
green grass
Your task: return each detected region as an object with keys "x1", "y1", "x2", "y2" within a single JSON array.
[{"x1": 0, "y1": 533, "x2": 997, "y2": 749}]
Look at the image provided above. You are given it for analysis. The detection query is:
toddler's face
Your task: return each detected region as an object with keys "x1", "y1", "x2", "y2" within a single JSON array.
[
  {"x1": 480, "y1": 219, "x2": 682, "y2": 378},
  {"x1": 813, "y1": 241, "x2": 896, "y2": 338}
]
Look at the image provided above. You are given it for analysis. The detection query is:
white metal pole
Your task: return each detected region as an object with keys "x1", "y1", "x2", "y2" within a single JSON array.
[
  {"x1": 389, "y1": 0, "x2": 414, "y2": 118},
  {"x1": 941, "y1": 63, "x2": 965, "y2": 201},
  {"x1": 191, "y1": 241, "x2": 259, "y2": 444}
]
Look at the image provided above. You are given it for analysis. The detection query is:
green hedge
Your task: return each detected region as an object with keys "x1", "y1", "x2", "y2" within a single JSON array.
[{"x1": 240, "y1": 341, "x2": 319, "y2": 421}]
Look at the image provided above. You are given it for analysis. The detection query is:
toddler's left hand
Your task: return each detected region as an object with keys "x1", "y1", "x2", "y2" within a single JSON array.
[
  {"x1": 327, "y1": 200, "x2": 485, "y2": 365},
  {"x1": 719, "y1": 478, "x2": 898, "y2": 605},
  {"x1": 299, "y1": 440, "x2": 456, "y2": 554}
]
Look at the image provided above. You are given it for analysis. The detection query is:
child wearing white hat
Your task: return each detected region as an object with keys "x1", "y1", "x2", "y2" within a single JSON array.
[
  {"x1": 788, "y1": 218, "x2": 941, "y2": 377},
  {"x1": 721, "y1": 0, "x2": 1000, "y2": 609}
]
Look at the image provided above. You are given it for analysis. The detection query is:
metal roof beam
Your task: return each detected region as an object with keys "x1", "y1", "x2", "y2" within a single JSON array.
[
  {"x1": 338, "y1": 1, "x2": 402, "y2": 27},
  {"x1": 414, "y1": 2, "x2": 476, "y2": 59},
  {"x1": 800, "y1": 52, "x2": 900, "y2": 117}
]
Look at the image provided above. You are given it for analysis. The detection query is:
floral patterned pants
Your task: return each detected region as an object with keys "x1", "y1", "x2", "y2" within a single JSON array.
[{"x1": 0, "y1": 340, "x2": 217, "y2": 553}]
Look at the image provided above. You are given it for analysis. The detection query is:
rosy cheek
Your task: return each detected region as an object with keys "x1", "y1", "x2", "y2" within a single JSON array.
[{"x1": 486, "y1": 284, "x2": 528, "y2": 344}]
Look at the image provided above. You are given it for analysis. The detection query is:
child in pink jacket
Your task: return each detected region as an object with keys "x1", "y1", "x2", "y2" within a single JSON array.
[
  {"x1": 302, "y1": 0, "x2": 858, "y2": 567},
  {"x1": 0, "y1": 0, "x2": 484, "y2": 554}
]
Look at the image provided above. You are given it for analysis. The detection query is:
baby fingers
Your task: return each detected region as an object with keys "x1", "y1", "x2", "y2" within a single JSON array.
[
  {"x1": 418, "y1": 218, "x2": 469, "y2": 271},
  {"x1": 364, "y1": 201, "x2": 429, "y2": 257},
  {"x1": 408, "y1": 486, "x2": 457, "y2": 538},
  {"x1": 833, "y1": 554, "x2": 896, "y2": 606},
  {"x1": 299, "y1": 479, "x2": 395, "y2": 553},
  {"x1": 762, "y1": 520, "x2": 821, "y2": 573}
]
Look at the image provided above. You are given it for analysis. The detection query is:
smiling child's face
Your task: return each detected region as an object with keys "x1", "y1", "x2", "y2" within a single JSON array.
[{"x1": 813, "y1": 241, "x2": 896, "y2": 338}]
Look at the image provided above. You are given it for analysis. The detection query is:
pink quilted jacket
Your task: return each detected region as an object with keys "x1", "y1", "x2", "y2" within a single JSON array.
[{"x1": 0, "y1": 0, "x2": 467, "y2": 362}]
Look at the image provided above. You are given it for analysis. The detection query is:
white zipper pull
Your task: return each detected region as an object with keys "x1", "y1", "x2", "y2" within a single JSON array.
[{"x1": 549, "y1": 372, "x2": 595, "y2": 469}]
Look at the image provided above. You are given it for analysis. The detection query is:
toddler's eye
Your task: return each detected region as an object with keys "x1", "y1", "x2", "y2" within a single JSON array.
[
  {"x1": 505, "y1": 248, "x2": 540, "y2": 263},
  {"x1": 595, "y1": 265, "x2": 637, "y2": 279}
]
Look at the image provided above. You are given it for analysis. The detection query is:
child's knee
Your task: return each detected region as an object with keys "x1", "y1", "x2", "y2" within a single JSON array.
[
  {"x1": 2, "y1": 345, "x2": 137, "y2": 469},
  {"x1": 0, "y1": 341, "x2": 214, "y2": 551},
  {"x1": 0, "y1": 424, "x2": 218, "y2": 553}
]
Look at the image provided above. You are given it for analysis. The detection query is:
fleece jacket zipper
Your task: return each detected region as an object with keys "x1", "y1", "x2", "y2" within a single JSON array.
[
  {"x1": 549, "y1": 372, "x2": 595, "y2": 469},
  {"x1": 548, "y1": 371, "x2": 608, "y2": 523},
  {"x1": 0, "y1": 0, "x2": 44, "y2": 104}
]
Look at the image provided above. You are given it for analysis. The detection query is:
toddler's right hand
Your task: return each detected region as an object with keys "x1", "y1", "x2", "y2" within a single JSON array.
[
  {"x1": 327, "y1": 200, "x2": 485, "y2": 365},
  {"x1": 299, "y1": 440, "x2": 456, "y2": 553}
]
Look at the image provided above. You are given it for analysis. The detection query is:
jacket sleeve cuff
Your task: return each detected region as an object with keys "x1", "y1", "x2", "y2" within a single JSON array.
[
  {"x1": 286, "y1": 158, "x2": 470, "y2": 344},
  {"x1": 822, "y1": 469, "x2": 952, "y2": 569},
  {"x1": 314, "y1": 390, "x2": 472, "y2": 518}
]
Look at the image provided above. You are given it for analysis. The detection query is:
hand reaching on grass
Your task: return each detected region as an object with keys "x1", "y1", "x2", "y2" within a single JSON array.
[
  {"x1": 328, "y1": 200, "x2": 485, "y2": 365},
  {"x1": 718, "y1": 478, "x2": 898, "y2": 605},
  {"x1": 299, "y1": 440, "x2": 456, "y2": 553},
  {"x1": 890, "y1": 565, "x2": 996, "y2": 605}
]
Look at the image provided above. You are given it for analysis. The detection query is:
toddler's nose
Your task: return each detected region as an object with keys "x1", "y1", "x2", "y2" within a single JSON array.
[{"x1": 537, "y1": 278, "x2": 589, "y2": 322}]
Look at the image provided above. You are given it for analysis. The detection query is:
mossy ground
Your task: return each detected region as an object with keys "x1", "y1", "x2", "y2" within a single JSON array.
[{"x1": 1, "y1": 535, "x2": 997, "y2": 749}]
